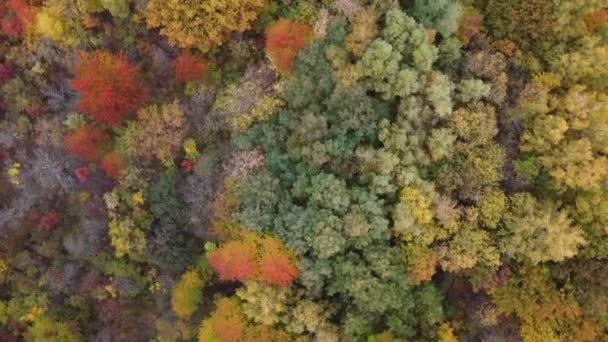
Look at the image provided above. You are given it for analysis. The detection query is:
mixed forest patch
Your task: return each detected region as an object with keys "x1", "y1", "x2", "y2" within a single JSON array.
[{"x1": 0, "y1": 0, "x2": 607, "y2": 341}]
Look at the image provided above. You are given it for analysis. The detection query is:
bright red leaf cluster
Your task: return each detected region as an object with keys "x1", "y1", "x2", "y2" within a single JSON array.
[
  {"x1": 172, "y1": 52, "x2": 208, "y2": 83},
  {"x1": 71, "y1": 51, "x2": 149, "y2": 126},
  {"x1": 0, "y1": 0, "x2": 36, "y2": 39},
  {"x1": 74, "y1": 167, "x2": 90, "y2": 183},
  {"x1": 265, "y1": 19, "x2": 312, "y2": 73},
  {"x1": 208, "y1": 232, "x2": 299, "y2": 286},
  {"x1": 64, "y1": 125, "x2": 108, "y2": 162}
]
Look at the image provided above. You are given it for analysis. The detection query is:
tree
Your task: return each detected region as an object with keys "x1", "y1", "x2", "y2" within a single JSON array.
[
  {"x1": 501, "y1": 193, "x2": 586, "y2": 264},
  {"x1": 208, "y1": 240, "x2": 258, "y2": 283},
  {"x1": 410, "y1": 0, "x2": 463, "y2": 37},
  {"x1": 121, "y1": 101, "x2": 188, "y2": 162},
  {"x1": 146, "y1": 0, "x2": 265, "y2": 52},
  {"x1": 64, "y1": 125, "x2": 107, "y2": 162},
  {"x1": 207, "y1": 232, "x2": 299, "y2": 287},
  {"x1": 173, "y1": 52, "x2": 208, "y2": 83},
  {"x1": 199, "y1": 297, "x2": 247, "y2": 342},
  {"x1": 171, "y1": 270, "x2": 204, "y2": 319},
  {"x1": 100, "y1": 152, "x2": 126, "y2": 180},
  {"x1": 265, "y1": 19, "x2": 313, "y2": 74},
  {"x1": 70, "y1": 51, "x2": 149, "y2": 126},
  {"x1": 1, "y1": 0, "x2": 36, "y2": 39}
]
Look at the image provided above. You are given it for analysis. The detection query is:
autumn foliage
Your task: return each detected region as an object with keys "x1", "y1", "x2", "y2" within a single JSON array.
[
  {"x1": 265, "y1": 19, "x2": 313, "y2": 73},
  {"x1": 208, "y1": 232, "x2": 298, "y2": 287},
  {"x1": 199, "y1": 297, "x2": 291, "y2": 342},
  {"x1": 70, "y1": 51, "x2": 149, "y2": 126},
  {"x1": 0, "y1": 0, "x2": 36, "y2": 39},
  {"x1": 64, "y1": 126, "x2": 108, "y2": 162},
  {"x1": 100, "y1": 152, "x2": 127, "y2": 180},
  {"x1": 173, "y1": 52, "x2": 208, "y2": 83},
  {"x1": 199, "y1": 297, "x2": 247, "y2": 342},
  {"x1": 37, "y1": 210, "x2": 59, "y2": 232},
  {"x1": 208, "y1": 240, "x2": 258, "y2": 283}
]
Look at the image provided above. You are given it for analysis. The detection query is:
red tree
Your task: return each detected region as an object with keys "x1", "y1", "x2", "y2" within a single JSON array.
[
  {"x1": 1, "y1": 0, "x2": 36, "y2": 39},
  {"x1": 259, "y1": 253, "x2": 299, "y2": 287},
  {"x1": 64, "y1": 126, "x2": 108, "y2": 162},
  {"x1": 265, "y1": 19, "x2": 312, "y2": 73},
  {"x1": 173, "y1": 52, "x2": 208, "y2": 83},
  {"x1": 71, "y1": 51, "x2": 149, "y2": 126},
  {"x1": 208, "y1": 241, "x2": 257, "y2": 282},
  {"x1": 100, "y1": 152, "x2": 126, "y2": 180}
]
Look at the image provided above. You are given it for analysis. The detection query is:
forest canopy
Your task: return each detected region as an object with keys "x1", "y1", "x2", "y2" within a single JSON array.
[{"x1": 0, "y1": 0, "x2": 607, "y2": 341}]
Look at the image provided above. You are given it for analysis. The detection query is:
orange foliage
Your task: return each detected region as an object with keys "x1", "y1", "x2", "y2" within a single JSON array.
[
  {"x1": 173, "y1": 52, "x2": 208, "y2": 83},
  {"x1": 259, "y1": 238, "x2": 299, "y2": 286},
  {"x1": 1, "y1": 0, "x2": 36, "y2": 39},
  {"x1": 70, "y1": 51, "x2": 149, "y2": 127},
  {"x1": 200, "y1": 297, "x2": 291, "y2": 342},
  {"x1": 201, "y1": 297, "x2": 247, "y2": 342},
  {"x1": 208, "y1": 240, "x2": 258, "y2": 282},
  {"x1": 265, "y1": 19, "x2": 312, "y2": 73},
  {"x1": 64, "y1": 126, "x2": 107, "y2": 162},
  {"x1": 586, "y1": 9, "x2": 608, "y2": 33},
  {"x1": 208, "y1": 231, "x2": 299, "y2": 287},
  {"x1": 458, "y1": 14, "x2": 483, "y2": 45},
  {"x1": 100, "y1": 152, "x2": 127, "y2": 180}
]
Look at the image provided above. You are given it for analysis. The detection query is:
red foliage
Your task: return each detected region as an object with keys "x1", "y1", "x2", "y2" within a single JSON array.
[
  {"x1": 1, "y1": 0, "x2": 36, "y2": 39},
  {"x1": 172, "y1": 52, "x2": 208, "y2": 83},
  {"x1": 208, "y1": 241, "x2": 257, "y2": 282},
  {"x1": 37, "y1": 210, "x2": 59, "y2": 231},
  {"x1": 64, "y1": 126, "x2": 108, "y2": 162},
  {"x1": 100, "y1": 152, "x2": 126, "y2": 180},
  {"x1": 70, "y1": 51, "x2": 149, "y2": 126},
  {"x1": 180, "y1": 158, "x2": 195, "y2": 173},
  {"x1": 74, "y1": 167, "x2": 90, "y2": 183},
  {"x1": 26, "y1": 105, "x2": 47, "y2": 117},
  {"x1": 265, "y1": 19, "x2": 312, "y2": 73},
  {"x1": 259, "y1": 253, "x2": 299, "y2": 287},
  {"x1": 0, "y1": 64, "x2": 12, "y2": 82}
]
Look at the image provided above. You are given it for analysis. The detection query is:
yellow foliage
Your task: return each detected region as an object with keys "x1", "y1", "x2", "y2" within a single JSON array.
[
  {"x1": 8, "y1": 162, "x2": 21, "y2": 186},
  {"x1": 132, "y1": 101, "x2": 188, "y2": 162},
  {"x1": 230, "y1": 96, "x2": 283, "y2": 132},
  {"x1": 146, "y1": 0, "x2": 265, "y2": 52},
  {"x1": 401, "y1": 187, "x2": 433, "y2": 225},
  {"x1": 437, "y1": 322, "x2": 458, "y2": 342},
  {"x1": 0, "y1": 258, "x2": 8, "y2": 284},
  {"x1": 172, "y1": 270, "x2": 204, "y2": 319}
]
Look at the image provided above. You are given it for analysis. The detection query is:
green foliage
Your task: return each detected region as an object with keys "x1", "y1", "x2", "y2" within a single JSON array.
[
  {"x1": 410, "y1": 0, "x2": 463, "y2": 37},
  {"x1": 501, "y1": 193, "x2": 586, "y2": 264}
]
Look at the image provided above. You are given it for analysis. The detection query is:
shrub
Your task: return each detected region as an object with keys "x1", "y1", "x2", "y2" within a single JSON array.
[
  {"x1": 265, "y1": 19, "x2": 313, "y2": 73},
  {"x1": 70, "y1": 51, "x2": 149, "y2": 126}
]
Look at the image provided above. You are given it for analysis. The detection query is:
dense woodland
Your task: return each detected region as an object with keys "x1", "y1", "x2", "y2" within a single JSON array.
[{"x1": 0, "y1": 0, "x2": 607, "y2": 341}]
